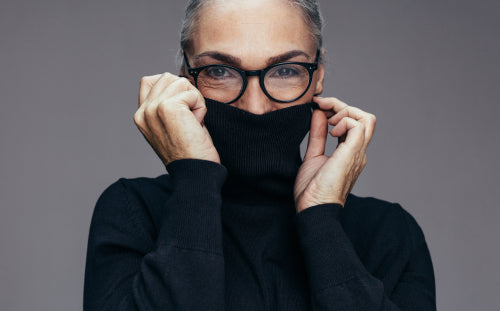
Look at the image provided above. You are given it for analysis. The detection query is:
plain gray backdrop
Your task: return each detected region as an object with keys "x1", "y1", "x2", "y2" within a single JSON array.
[{"x1": 1, "y1": 0, "x2": 499, "y2": 310}]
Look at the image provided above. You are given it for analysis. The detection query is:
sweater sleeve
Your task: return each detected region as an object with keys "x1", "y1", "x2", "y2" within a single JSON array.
[
  {"x1": 294, "y1": 203, "x2": 436, "y2": 311},
  {"x1": 84, "y1": 159, "x2": 227, "y2": 311}
]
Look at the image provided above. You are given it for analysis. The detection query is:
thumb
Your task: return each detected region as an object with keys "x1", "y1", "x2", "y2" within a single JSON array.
[{"x1": 304, "y1": 109, "x2": 328, "y2": 160}]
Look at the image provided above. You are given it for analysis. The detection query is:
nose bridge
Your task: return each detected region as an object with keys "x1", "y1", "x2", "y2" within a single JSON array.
[
  {"x1": 234, "y1": 71, "x2": 272, "y2": 114},
  {"x1": 245, "y1": 70, "x2": 261, "y2": 77}
]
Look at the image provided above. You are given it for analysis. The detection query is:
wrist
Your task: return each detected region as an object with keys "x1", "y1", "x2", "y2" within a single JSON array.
[
  {"x1": 295, "y1": 194, "x2": 345, "y2": 213},
  {"x1": 166, "y1": 158, "x2": 227, "y2": 192}
]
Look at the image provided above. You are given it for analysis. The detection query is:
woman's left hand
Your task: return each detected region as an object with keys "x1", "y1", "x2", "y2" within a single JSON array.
[{"x1": 294, "y1": 96, "x2": 377, "y2": 213}]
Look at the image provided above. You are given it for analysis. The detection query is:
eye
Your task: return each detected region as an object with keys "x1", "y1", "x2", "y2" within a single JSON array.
[
  {"x1": 205, "y1": 66, "x2": 235, "y2": 79},
  {"x1": 278, "y1": 67, "x2": 297, "y2": 76},
  {"x1": 268, "y1": 65, "x2": 301, "y2": 79}
]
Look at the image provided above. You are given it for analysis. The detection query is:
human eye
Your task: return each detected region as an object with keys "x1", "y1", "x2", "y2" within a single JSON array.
[
  {"x1": 204, "y1": 66, "x2": 236, "y2": 80},
  {"x1": 268, "y1": 65, "x2": 302, "y2": 79}
]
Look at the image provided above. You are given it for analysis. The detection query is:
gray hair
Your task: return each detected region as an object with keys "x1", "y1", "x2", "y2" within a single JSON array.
[{"x1": 179, "y1": 0, "x2": 324, "y2": 59}]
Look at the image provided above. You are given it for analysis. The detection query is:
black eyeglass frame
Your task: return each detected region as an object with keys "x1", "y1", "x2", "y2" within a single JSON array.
[{"x1": 182, "y1": 50, "x2": 320, "y2": 104}]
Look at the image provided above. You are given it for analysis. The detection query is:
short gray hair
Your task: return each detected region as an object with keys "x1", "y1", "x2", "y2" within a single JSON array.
[{"x1": 179, "y1": 0, "x2": 324, "y2": 58}]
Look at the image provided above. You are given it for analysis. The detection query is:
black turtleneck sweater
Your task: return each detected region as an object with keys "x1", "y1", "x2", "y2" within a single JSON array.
[{"x1": 84, "y1": 100, "x2": 436, "y2": 310}]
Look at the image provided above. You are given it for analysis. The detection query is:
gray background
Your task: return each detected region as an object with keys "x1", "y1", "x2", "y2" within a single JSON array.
[{"x1": 1, "y1": 0, "x2": 499, "y2": 310}]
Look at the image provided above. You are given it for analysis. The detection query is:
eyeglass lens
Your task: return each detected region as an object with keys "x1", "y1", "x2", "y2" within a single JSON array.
[{"x1": 195, "y1": 63, "x2": 311, "y2": 103}]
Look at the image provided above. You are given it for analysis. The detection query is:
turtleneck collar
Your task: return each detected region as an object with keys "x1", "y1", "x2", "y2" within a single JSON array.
[{"x1": 203, "y1": 98, "x2": 318, "y2": 205}]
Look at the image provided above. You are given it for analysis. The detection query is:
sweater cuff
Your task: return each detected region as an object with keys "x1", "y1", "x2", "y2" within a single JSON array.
[
  {"x1": 159, "y1": 159, "x2": 228, "y2": 253},
  {"x1": 166, "y1": 158, "x2": 228, "y2": 189},
  {"x1": 295, "y1": 203, "x2": 366, "y2": 293}
]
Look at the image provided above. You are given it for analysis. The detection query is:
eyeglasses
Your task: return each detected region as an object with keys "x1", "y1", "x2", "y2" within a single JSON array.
[{"x1": 182, "y1": 50, "x2": 320, "y2": 104}]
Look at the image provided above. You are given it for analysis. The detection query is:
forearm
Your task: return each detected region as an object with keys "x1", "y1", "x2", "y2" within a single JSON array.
[
  {"x1": 295, "y1": 203, "x2": 435, "y2": 311},
  {"x1": 84, "y1": 159, "x2": 228, "y2": 311}
]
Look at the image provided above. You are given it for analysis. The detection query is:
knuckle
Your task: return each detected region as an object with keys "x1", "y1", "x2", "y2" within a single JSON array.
[
  {"x1": 156, "y1": 101, "x2": 169, "y2": 114},
  {"x1": 346, "y1": 107, "x2": 355, "y2": 117},
  {"x1": 180, "y1": 90, "x2": 199, "y2": 105},
  {"x1": 163, "y1": 72, "x2": 178, "y2": 83},
  {"x1": 133, "y1": 110, "x2": 142, "y2": 124},
  {"x1": 199, "y1": 104, "x2": 207, "y2": 113},
  {"x1": 144, "y1": 104, "x2": 157, "y2": 118},
  {"x1": 169, "y1": 77, "x2": 184, "y2": 87},
  {"x1": 133, "y1": 114, "x2": 147, "y2": 132},
  {"x1": 139, "y1": 75, "x2": 155, "y2": 87},
  {"x1": 177, "y1": 75, "x2": 190, "y2": 84},
  {"x1": 163, "y1": 72, "x2": 174, "y2": 78},
  {"x1": 171, "y1": 77, "x2": 192, "y2": 91},
  {"x1": 157, "y1": 100, "x2": 174, "y2": 116}
]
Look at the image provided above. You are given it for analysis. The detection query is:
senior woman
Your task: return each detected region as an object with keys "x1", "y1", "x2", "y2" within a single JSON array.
[{"x1": 84, "y1": 0, "x2": 436, "y2": 310}]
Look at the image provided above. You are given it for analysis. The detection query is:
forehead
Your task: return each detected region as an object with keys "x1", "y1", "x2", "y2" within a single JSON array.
[{"x1": 191, "y1": 0, "x2": 315, "y2": 60}]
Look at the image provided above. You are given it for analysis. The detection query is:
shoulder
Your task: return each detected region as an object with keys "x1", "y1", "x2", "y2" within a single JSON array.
[
  {"x1": 95, "y1": 174, "x2": 173, "y2": 211},
  {"x1": 342, "y1": 193, "x2": 427, "y2": 250},
  {"x1": 342, "y1": 194, "x2": 433, "y2": 292},
  {"x1": 91, "y1": 174, "x2": 174, "y2": 238}
]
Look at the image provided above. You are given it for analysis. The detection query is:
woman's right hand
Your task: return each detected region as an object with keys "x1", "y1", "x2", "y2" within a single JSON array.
[{"x1": 134, "y1": 72, "x2": 221, "y2": 167}]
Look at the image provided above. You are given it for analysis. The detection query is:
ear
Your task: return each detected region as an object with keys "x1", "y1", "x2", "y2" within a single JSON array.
[
  {"x1": 179, "y1": 50, "x2": 191, "y2": 81},
  {"x1": 313, "y1": 48, "x2": 325, "y2": 95},
  {"x1": 179, "y1": 64, "x2": 187, "y2": 77},
  {"x1": 313, "y1": 63, "x2": 325, "y2": 96}
]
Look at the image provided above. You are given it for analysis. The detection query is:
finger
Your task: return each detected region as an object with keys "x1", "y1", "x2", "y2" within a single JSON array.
[
  {"x1": 157, "y1": 90, "x2": 207, "y2": 126},
  {"x1": 139, "y1": 74, "x2": 163, "y2": 106},
  {"x1": 133, "y1": 106, "x2": 150, "y2": 137},
  {"x1": 157, "y1": 76, "x2": 196, "y2": 99},
  {"x1": 317, "y1": 97, "x2": 376, "y2": 151},
  {"x1": 331, "y1": 108, "x2": 376, "y2": 151},
  {"x1": 144, "y1": 72, "x2": 181, "y2": 104},
  {"x1": 143, "y1": 100, "x2": 166, "y2": 139},
  {"x1": 361, "y1": 113, "x2": 376, "y2": 151},
  {"x1": 319, "y1": 117, "x2": 366, "y2": 198},
  {"x1": 180, "y1": 89, "x2": 206, "y2": 124},
  {"x1": 313, "y1": 96, "x2": 348, "y2": 118},
  {"x1": 329, "y1": 117, "x2": 365, "y2": 150},
  {"x1": 304, "y1": 109, "x2": 328, "y2": 160},
  {"x1": 328, "y1": 106, "x2": 367, "y2": 125},
  {"x1": 154, "y1": 77, "x2": 204, "y2": 114}
]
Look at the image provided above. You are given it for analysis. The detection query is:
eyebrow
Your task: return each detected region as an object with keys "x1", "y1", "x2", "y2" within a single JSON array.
[
  {"x1": 193, "y1": 50, "x2": 312, "y2": 68},
  {"x1": 193, "y1": 52, "x2": 242, "y2": 66},
  {"x1": 266, "y1": 50, "x2": 311, "y2": 66}
]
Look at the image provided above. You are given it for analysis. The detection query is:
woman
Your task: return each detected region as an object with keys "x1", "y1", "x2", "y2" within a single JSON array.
[{"x1": 84, "y1": 0, "x2": 436, "y2": 310}]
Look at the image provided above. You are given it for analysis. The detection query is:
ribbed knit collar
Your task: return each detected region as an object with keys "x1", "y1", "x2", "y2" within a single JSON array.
[{"x1": 204, "y1": 98, "x2": 317, "y2": 205}]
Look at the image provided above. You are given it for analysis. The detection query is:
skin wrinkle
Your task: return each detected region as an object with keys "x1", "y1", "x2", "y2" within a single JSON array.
[
  {"x1": 83, "y1": 2, "x2": 435, "y2": 309},
  {"x1": 135, "y1": 0, "x2": 374, "y2": 209},
  {"x1": 180, "y1": 0, "x2": 324, "y2": 60},
  {"x1": 186, "y1": 0, "x2": 323, "y2": 113}
]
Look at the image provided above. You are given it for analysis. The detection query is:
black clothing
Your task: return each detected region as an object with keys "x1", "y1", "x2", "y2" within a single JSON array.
[
  {"x1": 84, "y1": 99, "x2": 436, "y2": 310},
  {"x1": 203, "y1": 98, "x2": 317, "y2": 203}
]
